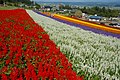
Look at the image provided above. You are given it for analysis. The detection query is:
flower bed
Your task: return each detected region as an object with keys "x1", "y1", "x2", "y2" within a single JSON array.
[
  {"x1": 34, "y1": 11, "x2": 120, "y2": 39},
  {"x1": 0, "y1": 9, "x2": 83, "y2": 80},
  {"x1": 53, "y1": 14, "x2": 120, "y2": 34},
  {"x1": 27, "y1": 10, "x2": 120, "y2": 80}
]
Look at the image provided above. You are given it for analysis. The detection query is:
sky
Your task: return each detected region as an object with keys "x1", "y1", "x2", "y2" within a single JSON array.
[{"x1": 34, "y1": 0, "x2": 120, "y2": 2}]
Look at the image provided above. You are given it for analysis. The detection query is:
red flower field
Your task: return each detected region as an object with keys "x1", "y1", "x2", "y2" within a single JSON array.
[{"x1": 0, "y1": 9, "x2": 83, "y2": 80}]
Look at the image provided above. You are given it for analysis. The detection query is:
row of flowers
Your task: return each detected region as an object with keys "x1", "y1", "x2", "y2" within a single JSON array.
[
  {"x1": 0, "y1": 9, "x2": 83, "y2": 80},
  {"x1": 28, "y1": 10, "x2": 120, "y2": 80},
  {"x1": 53, "y1": 14, "x2": 120, "y2": 34},
  {"x1": 34, "y1": 10, "x2": 120, "y2": 39}
]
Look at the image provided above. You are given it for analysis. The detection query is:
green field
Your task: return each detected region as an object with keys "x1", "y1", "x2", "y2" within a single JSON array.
[{"x1": 0, "y1": 6, "x2": 17, "y2": 10}]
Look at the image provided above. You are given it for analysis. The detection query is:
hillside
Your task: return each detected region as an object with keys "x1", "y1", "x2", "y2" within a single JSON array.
[{"x1": 27, "y1": 10, "x2": 120, "y2": 80}]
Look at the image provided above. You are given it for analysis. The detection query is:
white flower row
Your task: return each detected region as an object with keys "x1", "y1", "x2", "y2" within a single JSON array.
[{"x1": 27, "y1": 10, "x2": 120, "y2": 80}]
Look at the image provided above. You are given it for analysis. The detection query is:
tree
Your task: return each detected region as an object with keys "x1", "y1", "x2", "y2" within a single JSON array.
[
  {"x1": 2, "y1": 0, "x2": 33, "y2": 5},
  {"x1": 59, "y1": 4, "x2": 64, "y2": 10},
  {"x1": 81, "y1": 6, "x2": 120, "y2": 17},
  {"x1": 74, "y1": 10, "x2": 82, "y2": 18},
  {"x1": 35, "y1": 3, "x2": 41, "y2": 9},
  {"x1": 0, "y1": 0, "x2": 4, "y2": 4},
  {"x1": 64, "y1": 5, "x2": 71, "y2": 9}
]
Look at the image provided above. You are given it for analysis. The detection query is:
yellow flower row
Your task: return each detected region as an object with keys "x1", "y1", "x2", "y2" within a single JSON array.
[
  {"x1": 54, "y1": 14, "x2": 120, "y2": 34},
  {"x1": 42, "y1": 12, "x2": 120, "y2": 34}
]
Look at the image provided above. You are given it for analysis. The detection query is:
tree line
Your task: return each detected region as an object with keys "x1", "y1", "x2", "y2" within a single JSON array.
[
  {"x1": 81, "y1": 6, "x2": 120, "y2": 17},
  {"x1": 58, "y1": 4, "x2": 120, "y2": 18},
  {"x1": 0, "y1": 0, "x2": 33, "y2": 5}
]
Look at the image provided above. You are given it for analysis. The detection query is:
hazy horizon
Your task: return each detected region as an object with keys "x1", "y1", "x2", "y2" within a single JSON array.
[{"x1": 34, "y1": 0, "x2": 120, "y2": 2}]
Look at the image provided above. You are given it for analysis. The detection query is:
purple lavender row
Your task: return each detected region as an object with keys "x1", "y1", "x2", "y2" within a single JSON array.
[{"x1": 33, "y1": 10, "x2": 120, "y2": 39}]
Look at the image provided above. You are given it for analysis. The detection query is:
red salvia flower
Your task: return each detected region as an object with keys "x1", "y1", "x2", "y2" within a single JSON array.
[
  {"x1": 1, "y1": 74, "x2": 8, "y2": 80},
  {"x1": 0, "y1": 9, "x2": 83, "y2": 80}
]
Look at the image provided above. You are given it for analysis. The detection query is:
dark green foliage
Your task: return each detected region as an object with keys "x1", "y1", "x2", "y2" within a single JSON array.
[
  {"x1": 1, "y1": 0, "x2": 32, "y2": 5},
  {"x1": 64, "y1": 5, "x2": 72, "y2": 9},
  {"x1": 81, "y1": 6, "x2": 120, "y2": 17},
  {"x1": 0, "y1": 0, "x2": 4, "y2": 4},
  {"x1": 35, "y1": 3, "x2": 41, "y2": 9}
]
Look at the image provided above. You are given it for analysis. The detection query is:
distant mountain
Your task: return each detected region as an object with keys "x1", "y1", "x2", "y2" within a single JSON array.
[
  {"x1": 34, "y1": 0, "x2": 120, "y2": 2},
  {"x1": 37, "y1": 2, "x2": 120, "y2": 8},
  {"x1": 35, "y1": 0, "x2": 120, "y2": 3}
]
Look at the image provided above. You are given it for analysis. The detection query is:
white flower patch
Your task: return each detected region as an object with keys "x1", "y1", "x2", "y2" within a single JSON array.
[{"x1": 27, "y1": 10, "x2": 120, "y2": 80}]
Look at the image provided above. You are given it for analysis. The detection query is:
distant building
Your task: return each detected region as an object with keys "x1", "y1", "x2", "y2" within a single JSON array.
[
  {"x1": 42, "y1": 6, "x2": 52, "y2": 11},
  {"x1": 0, "y1": 0, "x2": 4, "y2": 6},
  {"x1": 19, "y1": 4, "x2": 25, "y2": 7},
  {"x1": 82, "y1": 13, "x2": 88, "y2": 19},
  {"x1": 52, "y1": 6, "x2": 57, "y2": 11},
  {"x1": 109, "y1": 22, "x2": 120, "y2": 28},
  {"x1": 89, "y1": 15, "x2": 102, "y2": 22}
]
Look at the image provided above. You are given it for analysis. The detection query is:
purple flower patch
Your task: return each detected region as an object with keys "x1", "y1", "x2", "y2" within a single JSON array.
[{"x1": 33, "y1": 10, "x2": 120, "y2": 39}]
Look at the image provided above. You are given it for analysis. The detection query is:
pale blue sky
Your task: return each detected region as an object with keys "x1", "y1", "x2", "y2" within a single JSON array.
[{"x1": 34, "y1": 0, "x2": 120, "y2": 2}]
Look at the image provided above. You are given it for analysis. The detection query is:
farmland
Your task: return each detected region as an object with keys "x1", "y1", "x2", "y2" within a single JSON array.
[
  {"x1": 0, "y1": 8, "x2": 120, "y2": 80},
  {"x1": 0, "y1": 9, "x2": 83, "y2": 80},
  {"x1": 27, "y1": 10, "x2": 120, "y2": 80}
]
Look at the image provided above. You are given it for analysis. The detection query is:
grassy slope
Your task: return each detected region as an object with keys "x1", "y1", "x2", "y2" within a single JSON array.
[{"x1": 0, "y1": 6, "x2": 17, "y2": 10}]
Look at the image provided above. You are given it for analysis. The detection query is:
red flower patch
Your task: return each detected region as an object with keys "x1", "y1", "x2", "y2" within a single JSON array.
[{"x1": 0, "y1": 9, "x2": 83, "y2": 80}]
